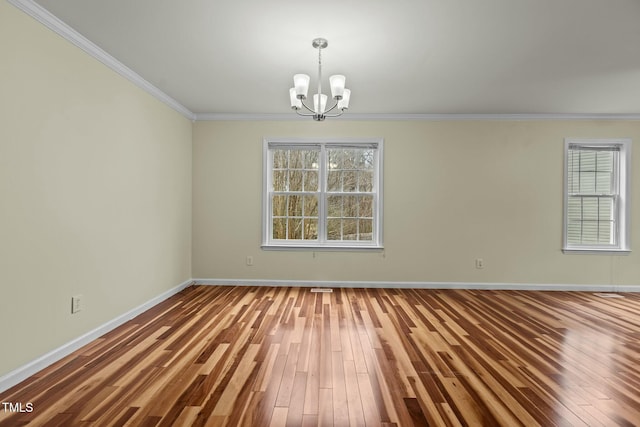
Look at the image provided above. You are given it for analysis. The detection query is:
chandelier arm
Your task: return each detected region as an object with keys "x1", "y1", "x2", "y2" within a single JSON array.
[
  {"x1": 323, "y1": 109, "x2": 345, "y2": 118},
  {"x1": 322, "y1": 100, "x2": 341, "y2": 115},
  {"x1": 294, "y1": 109, "x2": 316, "y2": 117},
  {"x1": 298, "y1": 99, "x2": 318, "y2": 114}
]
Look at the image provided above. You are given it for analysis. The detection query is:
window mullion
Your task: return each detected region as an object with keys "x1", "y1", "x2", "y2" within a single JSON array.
[
  {"x1": 613, "y1": 150, "x2": 620, "y2": 194},
  {"x1": 613, "y1": 194, "x2": 619, "y2": 246},
  {"x1": 318, "y1": 145, "x2": 327, "y2": 244},
  {"x1": 373, "y1": 149, "x2": 379, "y2": 242},
  {"x1": 269, "y1": 150, "x2": 280, "y2": 242}
]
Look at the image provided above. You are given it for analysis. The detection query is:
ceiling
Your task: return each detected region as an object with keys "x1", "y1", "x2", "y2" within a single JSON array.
[{"x1": 27, "y1": 0, "x2": 640, "y2": 117}]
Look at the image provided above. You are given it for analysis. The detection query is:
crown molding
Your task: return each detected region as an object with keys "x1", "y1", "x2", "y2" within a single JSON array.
[
  {"x1": 195, "y1": 113, "x2": 305, "y2": 121},
  {"x1": 195, "y1": 112, "x2": 640, "y2": 121},
  {"x1": 345, "y1": 113, "x2": 640, "y2": 121},
  {"x1": 8, "y1": 0, "x2": 196, "y2": 121}
]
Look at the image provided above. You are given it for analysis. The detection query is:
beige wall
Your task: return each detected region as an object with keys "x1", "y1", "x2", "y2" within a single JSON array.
[
  {"x1": 0, "y1": 2, "x2": 192, "y2": 376},
  {"x1": 3, "y1": 0, "x2": 640, "y2": 384},
  {"x1": 193, "y1": 120, "x2": 639, "y2": 287}
]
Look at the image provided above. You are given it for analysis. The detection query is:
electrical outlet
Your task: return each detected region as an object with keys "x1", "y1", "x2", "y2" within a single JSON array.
[
  {"x1": 71, "y1": 295, "x2": 83, "y2": 314},
  {"x1": 475, "y1": 258, "x2": 484, "y2": 269},
  {"x1": 246, "y1": 256, "x2": 254, "y2": 266}
]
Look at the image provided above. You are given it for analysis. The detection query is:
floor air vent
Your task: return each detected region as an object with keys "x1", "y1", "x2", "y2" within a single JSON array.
[{"x1": 310, "y1": 288, "x2": 333, "y2": 293}]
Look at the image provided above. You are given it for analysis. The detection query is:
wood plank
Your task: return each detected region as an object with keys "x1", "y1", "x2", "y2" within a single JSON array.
[{"x1": 1, "y1": 286, "x2": 640, "y2": 426}]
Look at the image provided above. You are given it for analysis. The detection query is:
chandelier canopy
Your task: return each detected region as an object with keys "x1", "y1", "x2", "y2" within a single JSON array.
[{"x1": 289, "y1": 38, "x2": 351, "y2": 121}]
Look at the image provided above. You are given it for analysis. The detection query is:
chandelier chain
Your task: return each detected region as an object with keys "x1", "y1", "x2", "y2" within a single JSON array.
[{"x1": 317, "y1": 43, "x2": 322, "y2": 102}]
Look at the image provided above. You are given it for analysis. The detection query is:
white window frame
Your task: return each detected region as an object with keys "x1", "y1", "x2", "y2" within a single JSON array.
[
  {"x1": 563, "y1": 138, "x2": 631, "y2": 254},
  {"x1": 262, "y1": 137, "x2": 383, "y2": 250}
]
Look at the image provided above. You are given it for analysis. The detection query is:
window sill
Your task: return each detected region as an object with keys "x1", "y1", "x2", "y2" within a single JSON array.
[
  {"x1": 262, "y1": 243, "x2": 384, "y2": 252},
  {"x1": 562, "y1": 248, "x2": 631, "y2": 255}
]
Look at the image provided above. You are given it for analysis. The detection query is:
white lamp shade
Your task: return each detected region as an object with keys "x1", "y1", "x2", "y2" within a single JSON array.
[
  {"x1": 329, "y1": 75, "x2": 346, "y2": 99},
  {"x1": 337, "y1": 89, "x2": 350, "y2": 110},
  {"x1": 293, "y1": 74, "x2": 310, "y2": 98},
  {"x1": 313, "y1": 94, "x2": 328, "y2": 114},
  {"x1": 289, "y1": 88, "x2": 302, "y2": 109}
]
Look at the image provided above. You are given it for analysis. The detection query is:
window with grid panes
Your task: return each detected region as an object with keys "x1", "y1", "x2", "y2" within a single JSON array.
[
  {"x1": 263, "y1": 138, "x2": 383, "y2": 249},
  {"x1": 563, "y1": 138, "x2": 631, "y2": 253}
]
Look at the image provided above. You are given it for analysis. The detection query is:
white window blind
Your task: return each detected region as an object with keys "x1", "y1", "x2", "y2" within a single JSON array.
[{"x1": 563, "y1": 139, "x2": 631, "y2": 253}]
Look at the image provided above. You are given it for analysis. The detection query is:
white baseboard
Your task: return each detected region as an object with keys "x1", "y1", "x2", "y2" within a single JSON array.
[
  {"x1": 0, "y1": 279, "x2": 194, "y2": 394},
  {"x1": 194, "y1": 278, "x2": 640, "y2": 292}
]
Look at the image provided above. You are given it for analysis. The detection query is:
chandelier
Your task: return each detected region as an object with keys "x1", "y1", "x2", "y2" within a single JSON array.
[{"x1": 289, "y1": 38, "x2": 351, "y2": 121}]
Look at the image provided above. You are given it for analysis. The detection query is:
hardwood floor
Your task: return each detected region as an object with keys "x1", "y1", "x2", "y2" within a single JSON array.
[{"x1": 1, "y1": 285, "x2": 640, "y2": 426}]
